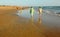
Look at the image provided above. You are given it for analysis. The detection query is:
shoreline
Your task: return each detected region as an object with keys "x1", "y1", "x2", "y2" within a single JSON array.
[{"x1": 0, "y1": 6, "x2": 29, "y2": 10}]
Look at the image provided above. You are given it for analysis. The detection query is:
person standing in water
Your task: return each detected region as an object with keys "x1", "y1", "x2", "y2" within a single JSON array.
[
  {"x1": 30, "y1": 7, "x2": 34, "y2": 17},
  {"x1": 38, "y1": 6, "x2": 43, "y2": 24},
  {"x1": 38, "y1": 7, "x2": 43, "y2": 15}
]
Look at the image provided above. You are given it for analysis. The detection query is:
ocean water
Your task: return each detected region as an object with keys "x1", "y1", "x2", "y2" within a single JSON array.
[
  {"x1": 44, "y1": 6, "x2": 60, "y2": 14},
  {"x1": 38, "y1": 6, "x2": 60, "y2": 12},
  {"x1": 17, "y1": 6, "x2": 60, "y2": 18}
]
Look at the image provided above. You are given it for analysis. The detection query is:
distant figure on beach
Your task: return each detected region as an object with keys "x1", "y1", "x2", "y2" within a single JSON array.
[
  {"x1": 30, "y1": 7, "x2": 34, "y2": 17},
  {"x1": 38, "y1": 7, "x2": 43, "y2": 15},
  {"x1": 16, "y1": 7, "x2": 22, "y2": 14}
]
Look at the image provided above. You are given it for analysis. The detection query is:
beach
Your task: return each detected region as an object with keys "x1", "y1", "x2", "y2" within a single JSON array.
[{"x1": 0, "y1": 7, "x2": 60, "y2": 37}]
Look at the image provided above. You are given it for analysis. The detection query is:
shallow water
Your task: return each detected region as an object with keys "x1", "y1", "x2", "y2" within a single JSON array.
[{"x1": 14, "y1": 9, "x2": 60, "y2": 37}]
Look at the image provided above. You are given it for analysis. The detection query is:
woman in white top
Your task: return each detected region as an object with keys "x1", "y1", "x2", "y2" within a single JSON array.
[{"x1": 38, "y1": 7, "x2": 43, "y2": 15}]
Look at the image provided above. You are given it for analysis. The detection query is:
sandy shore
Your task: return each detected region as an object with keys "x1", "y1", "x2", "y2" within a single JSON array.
[
  {"x1": 0, "y1": 6, "x2": 29, "y2": 10},
  {"x1": 0, "y1": 8, "x2": 60, "y2": 37},
  {"x1": 0, "y1": 8, "x2": 44, "y2": 37},
  {"x1": 0, "y1": 6, "x2": 17, "y2": 10}
]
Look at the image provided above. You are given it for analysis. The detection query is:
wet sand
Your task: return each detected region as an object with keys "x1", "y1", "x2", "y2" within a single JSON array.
[
  {"x1": 0, "y1": 8, "x2": 45, "y2": 37},
  {"x1": 0, "y1": 8, "x2": 60, "y2": 37}
]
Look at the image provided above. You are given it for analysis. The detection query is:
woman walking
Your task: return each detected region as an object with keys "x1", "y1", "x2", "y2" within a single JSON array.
[
  {"x1": 38, "y1": 7, "x2": 43, "y2": 15},
  {"x1": 30, "y1": 7, "x2": 34, "y2": 17}
]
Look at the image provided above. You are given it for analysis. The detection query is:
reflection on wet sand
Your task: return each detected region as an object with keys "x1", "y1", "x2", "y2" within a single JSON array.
[
  {"x1": 38, "y1": 14, "x2": 42, "y2": 24},
  {"x1": 31, "y1": 16, "x2": 34, "y2": 23}
]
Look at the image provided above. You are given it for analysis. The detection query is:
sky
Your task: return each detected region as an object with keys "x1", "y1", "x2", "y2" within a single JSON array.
[{"x1": 0, "y1": 0, "x2": 60, "y2": 6}]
